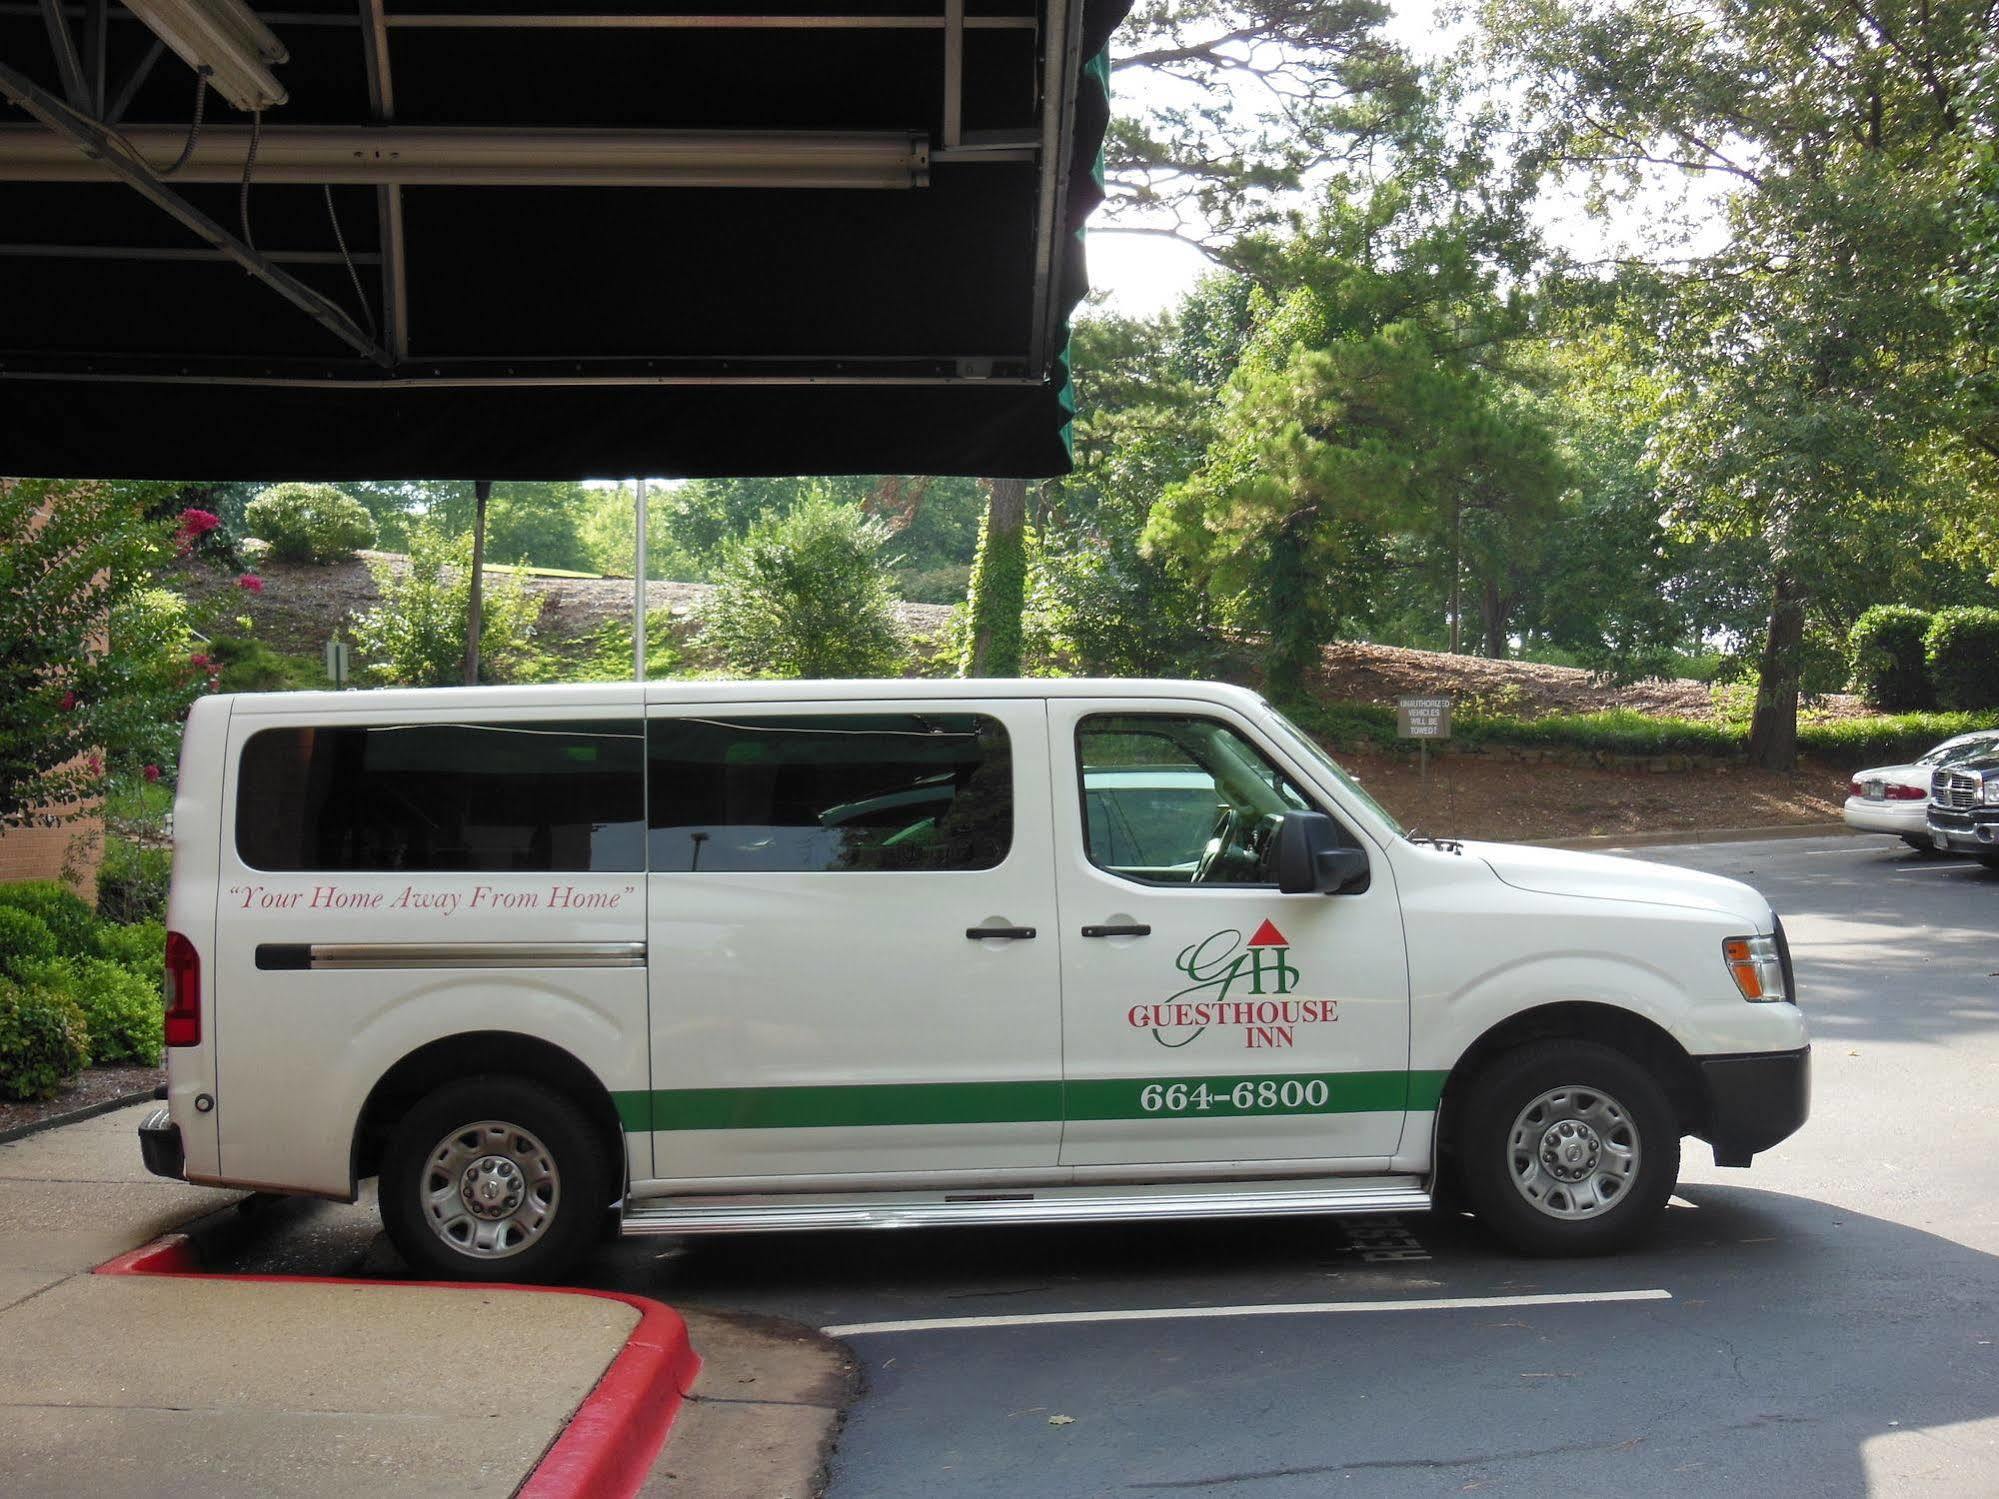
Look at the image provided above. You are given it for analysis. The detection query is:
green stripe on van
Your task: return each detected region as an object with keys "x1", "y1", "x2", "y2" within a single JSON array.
[{"x1": 612, "y1": 1069, "x2": 1451, "y2": 1132}]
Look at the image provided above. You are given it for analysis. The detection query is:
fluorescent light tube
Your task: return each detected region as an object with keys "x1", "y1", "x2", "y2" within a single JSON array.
[{"x1": 119, "y1": 0, "x2": 289, "y2": 111}]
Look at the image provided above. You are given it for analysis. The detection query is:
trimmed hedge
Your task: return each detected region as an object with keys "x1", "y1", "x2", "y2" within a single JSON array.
[
  {"x1": 70, "y1": 957, "x2": 163, "y2": 1066},
  {"x1": 245, "y1": 482, "x2": 377, "y2": 564},
  {"x1": 0, "y1": 881, "x2": 96, "y2": 957},
  {"x1": 0, "y1": 907, "x2": 58, "y2": 979},
  {"x1": 1848, "y1": 605, "x2": 1933, "y2": 710},
  {"x1": 1290, "y1": 701, "x2": 1995, "y2": 768},
  {"x1": 90, "y1": 918, "x2": 166, "y2": 989},
  {"x1": 0, "y1": 976, "x2": 90, "y2": 1101},
  {"x1": 1925, "y1": 607, "x2": 1999, "y2": 711}
]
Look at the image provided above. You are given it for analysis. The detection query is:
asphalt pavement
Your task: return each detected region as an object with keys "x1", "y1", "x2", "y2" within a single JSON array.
[{"x1": 205, "y1": 834, "x2": 1999, "y2": 1496}]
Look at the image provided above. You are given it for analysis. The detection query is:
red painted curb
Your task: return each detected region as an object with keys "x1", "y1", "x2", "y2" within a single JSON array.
[{"x1": 97, "y1": 1233, "x2": 702, "y2": 1499}]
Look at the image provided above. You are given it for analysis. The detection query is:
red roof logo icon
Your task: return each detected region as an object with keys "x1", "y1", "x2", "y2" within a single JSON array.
[{"x1": 1247, "y1": 919, "x2": 1288, "y2": 948}]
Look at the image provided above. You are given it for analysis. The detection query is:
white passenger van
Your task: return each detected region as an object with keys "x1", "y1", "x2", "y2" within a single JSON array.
[{"x1": 140, "y1": 680, "x2": 1809, "y2": 1281}]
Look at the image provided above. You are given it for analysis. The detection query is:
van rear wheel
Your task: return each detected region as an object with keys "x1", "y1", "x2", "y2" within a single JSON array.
[
  {"x1": 1457, "y1": 1040, "x2": 1678, "y2": 1256},
  {"x1": 380, "y1": 1075, "x2": 606, "y2": 1283}
]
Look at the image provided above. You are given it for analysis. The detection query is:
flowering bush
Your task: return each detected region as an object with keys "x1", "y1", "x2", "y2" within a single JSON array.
[
  {"x1": 0, "y1": 480, "x2": 199, "y2": 826},
  {"x1": 237, "y1": 573, "x2": 264, "y2": 593}
]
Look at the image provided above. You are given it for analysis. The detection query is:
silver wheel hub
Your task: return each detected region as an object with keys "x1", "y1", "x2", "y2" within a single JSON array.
[
  {"x1": 1508, "y1": 1085, "x2": 1638, "y2": 1221},
  {"x1": 419, "y1": 1120, "x2": 559, "y2": 1260}
]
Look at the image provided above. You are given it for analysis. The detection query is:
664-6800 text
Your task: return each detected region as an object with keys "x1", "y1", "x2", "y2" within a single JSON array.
[{"x1": 1138, "y1": 1078, "x2": 1332, "y2": 1114}]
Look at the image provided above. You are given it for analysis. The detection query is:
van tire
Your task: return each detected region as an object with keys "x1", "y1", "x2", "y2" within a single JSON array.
[
  {"x1": 380, "y1": 1075, "x2": 607, "y2": 1283},
  {"x1": 1456, "y1": 1040, "x2": 1678, "y2": 1257}
]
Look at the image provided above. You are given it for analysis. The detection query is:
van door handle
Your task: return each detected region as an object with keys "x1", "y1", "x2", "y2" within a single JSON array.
[
  {"x1": 1081, "y1": 924, "x2": 1151, "y2": 939},
  {"x1": 966, "y1": 925, "x2": 1036, "y2": 941}
]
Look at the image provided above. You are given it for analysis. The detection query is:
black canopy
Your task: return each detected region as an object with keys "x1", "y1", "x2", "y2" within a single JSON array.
[{"x1": 0, "y1": 0, "x2": 1125, "y2": 477}]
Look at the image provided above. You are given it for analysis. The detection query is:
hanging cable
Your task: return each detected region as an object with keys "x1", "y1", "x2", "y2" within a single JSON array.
[
  {"x1": 152, "y1": 67, "x2": 209, "y2": 176},
  {"x1": 323, "y1": 184, "x2": 379, "y2": 344},
  {"x1": 238, "y1": 106, "x2": 262, "y2": 251}
]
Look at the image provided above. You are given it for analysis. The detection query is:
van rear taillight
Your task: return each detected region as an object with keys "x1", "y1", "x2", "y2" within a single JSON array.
[{"x1": 164, "y1": 931, "x2": 200, "y2": 1048}]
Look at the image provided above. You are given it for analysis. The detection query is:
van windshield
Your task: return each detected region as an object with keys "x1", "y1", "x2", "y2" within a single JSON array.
[{"x1": 1262, "y1": 707, "x2": 1405, "y2": 837}]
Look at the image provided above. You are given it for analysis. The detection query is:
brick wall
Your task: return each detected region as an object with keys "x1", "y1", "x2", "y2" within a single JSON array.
[{"x1": 0, "y1": 815, "x2": 102, "y2": 902}]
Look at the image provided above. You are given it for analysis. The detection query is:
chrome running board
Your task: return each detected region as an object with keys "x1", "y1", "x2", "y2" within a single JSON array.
[{"x1": 621, "y1": 1177, "x2": 1430, "y2": 1236}]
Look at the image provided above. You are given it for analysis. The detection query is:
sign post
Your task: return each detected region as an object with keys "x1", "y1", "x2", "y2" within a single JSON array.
[
  {"x1": 1396, "y1": 694, "x2": 1453, "y2": 789},
  {"x1": 323, "y1": 637, "x2": 350, "y2": 690}
]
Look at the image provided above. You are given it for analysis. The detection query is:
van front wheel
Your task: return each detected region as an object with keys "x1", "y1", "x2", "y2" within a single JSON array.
[
  {"x1": 381, "y1": 1076, "x2": 606, "y2": 1283},
  {"x1": 1457, "y1": 1040, "x2": 1678, "y2": 1256}
]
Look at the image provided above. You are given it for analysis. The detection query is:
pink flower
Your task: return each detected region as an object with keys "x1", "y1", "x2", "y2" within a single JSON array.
[
  {"x1": 178, "y1": 509, "x2": 220, "y2": 537},
  {"x1": 59, "y1": 691, "x2": 76, "y2": 712},
  {"x1": 188, "y1": 653, "x2": 210, "y2": 668},
  {"x1": 237, "y1": 573, "x2": 264, "y2": 593},
  {"x1": 143, "y1": 764, "x2": 161, "y2": 782},
  {"x1": 86, "y1": 755, "x2": 102, "y2": 776}
]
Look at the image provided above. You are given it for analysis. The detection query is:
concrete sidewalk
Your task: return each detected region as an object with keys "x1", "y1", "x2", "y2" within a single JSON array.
[{"x1": 0, "y1": 1103, "x2": 643, "y2": 1499}]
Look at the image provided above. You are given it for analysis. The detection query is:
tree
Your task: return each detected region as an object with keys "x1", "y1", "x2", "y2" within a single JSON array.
[
  {"x1": 463, "y1": 479, "x2": 490, "y2": 685},
  {"x1": 1105, "y1": 0, "x2": 1423, "y2": 248},
  {"x1": 340, "y1": 481, "x2": 597, "y2": 572},
  {"x1": 961, "y1": 479, "x2": 1031, "y2": 676},
  {"x1": 1478, "y1": 0, "x2": 1997, "y2": 765},
  {"x1": 0, "y1": 480, "x2": 200, "y2": 826},
  {"x1": 1042, "y1": 300, "x2": 1231, "y2": 677},
  {"x1": 699, "y1": 494, "x2": 907, "y2": 678},
  {"x1": 1145, "y1": 169, "x2": 1563, "y2": 697}
]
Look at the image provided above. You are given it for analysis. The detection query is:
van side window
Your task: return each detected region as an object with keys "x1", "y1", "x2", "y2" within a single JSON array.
[
  {"x1": 235, "y1": 720, "x2": 644, "y2": 872},
  {"x1": 1077, "y1": 714, "x2": 1340, "y2": 886},
  {"x1": 648, "y1": 714, "x2": 1012, "y2": 872}
]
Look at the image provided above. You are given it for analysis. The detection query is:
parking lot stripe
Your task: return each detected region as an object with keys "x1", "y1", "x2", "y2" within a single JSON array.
[{"x1": 822, "y1": 1288, "x2": 1672, "y2": 1337}]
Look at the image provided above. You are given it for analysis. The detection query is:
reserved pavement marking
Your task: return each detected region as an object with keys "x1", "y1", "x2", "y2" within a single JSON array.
[{"x1": 821, "y1": 1288, "x2": 1672, "y2": 1337}]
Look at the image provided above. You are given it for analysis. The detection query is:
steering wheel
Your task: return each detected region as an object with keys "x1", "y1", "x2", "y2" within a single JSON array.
[{"x1": 1191, "y1": 805, "x2": 1241, "y2": 885}]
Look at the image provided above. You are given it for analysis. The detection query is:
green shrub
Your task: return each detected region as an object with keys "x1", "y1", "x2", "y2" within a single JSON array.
[
  {"x1": 0, "y1": 907, "x2": 58, "y2": 979},
  {"x1": 1849, "y1": 605, "x2": 1934, "y2": 709},
  {"x1": 91, "y1": 918, "x2": 166, "y2": 988},
  {"x1": 0, "y1": 977, "x2": 91, "y2": 1100},
  {"x1": 96, "y1": 837, "x2": 172, "y2": 925},
  {"x1": 1795, "y1": 711, "x2": 1995, "y2": 766},
  {"x1": 0, "y1": 880, "x2": 97, "y2": 957},
  {"x1": 208, "y1": 634, "x2": 322, "y2": 692},
  {"x1": 1288, "y1": 699, "x2": 1991, "y2": 768},
  {"x1": 70, "y1": 957, "x2": 162, "y2": 1066},
  {"x1": 699, "y1": 495, "x2": 907, "y2": 678},
  {"x1": 1925, "y1": 607, "x2": 1999, "y2": 710},
  {"x1": 574, "y1": 610, "x2": 681, "y2": 683},
  {"x1": 244, "y1": 482, "x2": 378, "y2": 563},
  {"x1": 351, "y1": 520, "x2": 546, "y2": 686}
]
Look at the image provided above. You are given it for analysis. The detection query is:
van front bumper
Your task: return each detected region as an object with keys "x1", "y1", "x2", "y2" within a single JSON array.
[
  {"x1": 1698, "y1": 1046, "x2": 1810, "y2": 1167},
  {"x1": 138, "y1": 1107, "x2": 186, "y2": 1182}
]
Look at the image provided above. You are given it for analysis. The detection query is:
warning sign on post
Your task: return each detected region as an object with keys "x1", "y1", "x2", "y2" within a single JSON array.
[{"x1": 1397, "y1": 695, "x2": 1453, "y2": 739}]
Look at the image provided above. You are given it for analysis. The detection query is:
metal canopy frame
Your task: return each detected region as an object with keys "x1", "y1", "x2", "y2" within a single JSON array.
[{"x1": 0, "y1": 0, "x2": 1086, "y2": 392}]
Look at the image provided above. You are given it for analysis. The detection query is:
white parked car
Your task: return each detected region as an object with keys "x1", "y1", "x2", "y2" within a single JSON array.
[
  {"x1": 140, "y1": 679, "x2": 1808, "y2": 1280},
  {"x1": 1844, "y1": 730, "x2": 1999, "y2": 850}
]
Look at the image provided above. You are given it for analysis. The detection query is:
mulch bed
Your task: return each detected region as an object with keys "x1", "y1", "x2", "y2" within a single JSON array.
[
  {"x1": 0, "y1": 1065, "x2": 164, "y2": 1142},
  {"x1": 1342, "y1": 747, "x2": 1849, "y2": 843}
]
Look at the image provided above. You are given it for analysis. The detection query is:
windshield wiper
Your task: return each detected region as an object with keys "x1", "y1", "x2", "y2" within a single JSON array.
[{"x1": 1404, "y1": 827, "x2": 1463, "y2": 854}]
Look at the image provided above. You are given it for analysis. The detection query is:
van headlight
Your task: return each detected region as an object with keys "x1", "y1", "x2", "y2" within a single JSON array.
[{"x1": 1723, "y1": 935, "x2": 1786, "y2": 1002}]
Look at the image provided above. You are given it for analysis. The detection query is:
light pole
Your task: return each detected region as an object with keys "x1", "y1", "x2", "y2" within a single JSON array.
[{"x1": 633, "y1": 476, "x2": 648, "y2": 681}]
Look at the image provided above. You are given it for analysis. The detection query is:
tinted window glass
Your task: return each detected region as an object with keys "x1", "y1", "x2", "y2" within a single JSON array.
[
  {"x1": 1078, "y1": 715, "x2": 1325, "y2": 885},
  {"x1": 236, "y1": 720, "x2": 644, "y2": 872},
  {"x1": 648, "y1": 714, "x2": 1011, "y2": 872}
]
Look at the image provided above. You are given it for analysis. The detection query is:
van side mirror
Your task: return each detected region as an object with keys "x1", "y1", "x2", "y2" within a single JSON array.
[{"x1": 1274, "y1": 811, "x2": 1369, "y2": 895}]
